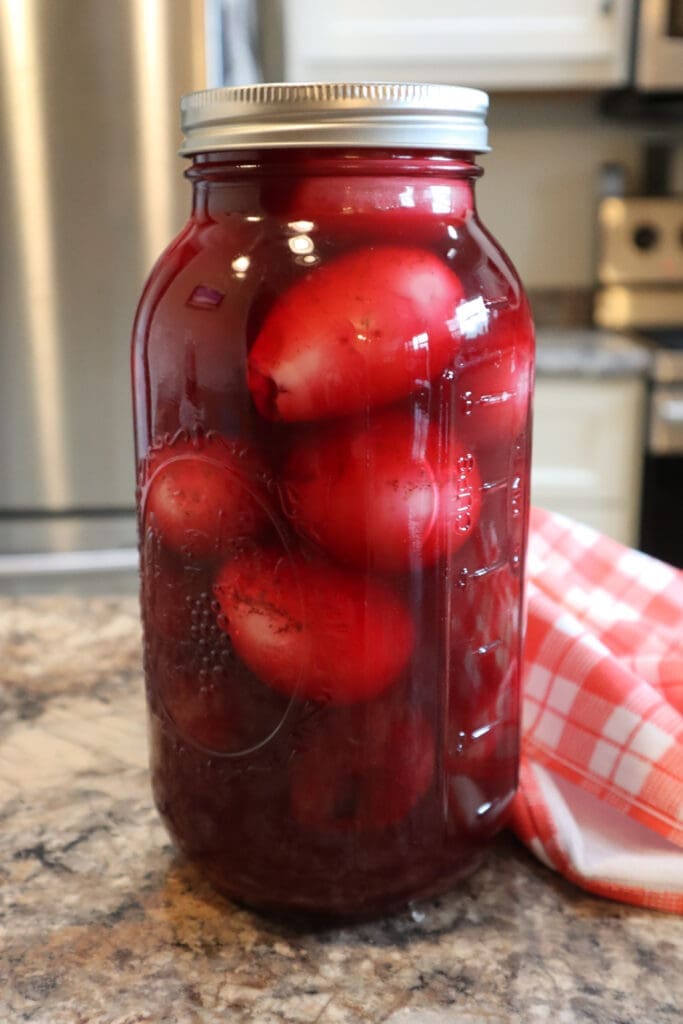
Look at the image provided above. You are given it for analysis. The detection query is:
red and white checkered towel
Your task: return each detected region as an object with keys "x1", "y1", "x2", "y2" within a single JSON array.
[{"x1": 512, "y1": 507, "x2": 683, "y2": 913}]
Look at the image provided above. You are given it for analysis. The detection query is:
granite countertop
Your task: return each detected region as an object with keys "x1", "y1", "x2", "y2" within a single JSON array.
[
  {"x1": 535, "y1": 328, "x2": 652, "y2": 378},
  {"x1": 1, "y1": 596, "x2": 682, "y2": 1024}
]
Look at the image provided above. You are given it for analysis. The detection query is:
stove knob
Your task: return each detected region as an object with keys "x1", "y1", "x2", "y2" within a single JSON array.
[{"x1": 633, "y1": 224, "x2": 659, "y2": 251}]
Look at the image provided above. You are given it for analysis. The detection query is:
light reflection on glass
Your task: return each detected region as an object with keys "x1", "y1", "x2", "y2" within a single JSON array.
[
  {"x1": 408, "y1": 331, "x2": 430, "y2": 352},
  {"x1": 231, "y1": 255, "x2": 250, "y2": 274},
  {"x1": 288, "y1": 235, "x2": 315, "y2": 256},
  {"x1": 429, "y1": 186, "x2": 452, "y2": 214},
  {"x1": 187, "y1": 284, "x2": 224, "y2": 309},
  {"x1": 398, "y1": 186, "x2": 416, "y2": 208},
  {"x1": 454, "y1": 297, "x2": 490, "y2": 339},
  {"x1": 288, "y1": 219, "x2": 314, "y2": 233}
]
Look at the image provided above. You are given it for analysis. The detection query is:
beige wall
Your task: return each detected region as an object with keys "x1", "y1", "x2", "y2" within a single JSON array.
[{"x1": 477, "y1": 94, "x2": 683, "y2": 289}]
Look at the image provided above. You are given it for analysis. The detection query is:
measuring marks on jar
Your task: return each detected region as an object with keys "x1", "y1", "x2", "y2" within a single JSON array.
[{"x1": 441, "y1": 475, "x2": 523, "y2": 835}]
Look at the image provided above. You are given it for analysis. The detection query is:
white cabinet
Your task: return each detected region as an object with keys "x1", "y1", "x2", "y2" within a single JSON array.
[
  {"x1": 531, "y1": 376, "x2": 646, "y2": 546},
  {"x1": 282, "y1": 1, "x2": 632, "y2": 90}
]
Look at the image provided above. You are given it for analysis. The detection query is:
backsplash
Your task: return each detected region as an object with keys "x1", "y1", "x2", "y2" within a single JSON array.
[
  {"x1": 477, "y1": 93, "x2": 683, "y2": 291},
  {"x1": 527, "y1": 288, "x2": 594, "y2": 328}
]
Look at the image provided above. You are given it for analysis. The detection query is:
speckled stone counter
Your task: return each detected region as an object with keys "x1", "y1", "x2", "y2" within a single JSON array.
[
  {"x1": 1, "y1": 597, "x2": 681, "y2": 1024},
  {"x1": 535, "y1": 329, "x2": 652, "y2": 378}
]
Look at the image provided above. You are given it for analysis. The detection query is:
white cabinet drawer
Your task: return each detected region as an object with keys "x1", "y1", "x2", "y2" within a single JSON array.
[
  {"x1": 282, "y1": 0, "x2": 632, "y2": 89},
  {"x1": 531, "y1": 376, "x2": 646, "y2": 546}
]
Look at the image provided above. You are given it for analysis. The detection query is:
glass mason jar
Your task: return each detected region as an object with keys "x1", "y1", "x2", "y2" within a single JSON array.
[{"x1": 131, "y1": 83, "x2": 534, "y2": 918}]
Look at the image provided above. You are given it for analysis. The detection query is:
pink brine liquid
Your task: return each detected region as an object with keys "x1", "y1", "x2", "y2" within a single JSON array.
[{"x1": 132, "y1": 150, "x2": 534, "y2": 917}]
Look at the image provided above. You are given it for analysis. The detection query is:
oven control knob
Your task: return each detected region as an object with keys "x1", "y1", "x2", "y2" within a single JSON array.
[{"x1": 633, "y1": 224, "x2": 659, "y2": 251}]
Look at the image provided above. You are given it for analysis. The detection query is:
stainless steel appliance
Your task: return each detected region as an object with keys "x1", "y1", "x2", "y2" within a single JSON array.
[
  {"x1": 633, "y1": 0, "x2": 683, "y2": 92},
  {"x1": 595, "y1": 193, "x2": 683, "y2": 568},
  {"x1": 0, "y1": 0, "x2": 205, "y2": 558}
]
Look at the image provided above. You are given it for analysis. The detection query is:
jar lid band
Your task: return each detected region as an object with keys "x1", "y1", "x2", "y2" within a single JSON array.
[{"x1": 179, "y1": 82, "x2": 489, "y2": 156}]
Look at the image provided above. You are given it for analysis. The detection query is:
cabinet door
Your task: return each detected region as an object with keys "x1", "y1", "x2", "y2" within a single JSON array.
[
  {"x1": 282, "y1": 0, "x2": 632, "y2": 89},
  {"x1": 531, "y1": 377, "x2": 646, "y2": 546}
]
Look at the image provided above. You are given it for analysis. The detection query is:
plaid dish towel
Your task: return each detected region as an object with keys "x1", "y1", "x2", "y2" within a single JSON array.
[{"x1": 511, "y1": 507, "x2": 683, "y2": 913}]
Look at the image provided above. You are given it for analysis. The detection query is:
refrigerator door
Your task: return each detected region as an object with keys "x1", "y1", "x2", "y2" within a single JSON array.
[{"x1": 0, "y1": 0, "x2": 205, "y2": 512}]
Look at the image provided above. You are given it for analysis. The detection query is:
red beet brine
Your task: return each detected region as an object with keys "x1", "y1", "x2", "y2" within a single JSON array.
[{"x1": 131, "y1": 83, "x2": 534, "y2": 917}]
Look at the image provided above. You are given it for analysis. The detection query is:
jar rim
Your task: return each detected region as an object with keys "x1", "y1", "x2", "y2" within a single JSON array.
[{"x1": 179, "y1": 82, "x2": 490, "y2": 157}]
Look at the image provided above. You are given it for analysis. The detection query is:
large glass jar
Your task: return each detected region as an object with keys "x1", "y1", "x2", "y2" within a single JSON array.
[{"x1": 131, "y1": 84, "x2": 534, "y2": 918}]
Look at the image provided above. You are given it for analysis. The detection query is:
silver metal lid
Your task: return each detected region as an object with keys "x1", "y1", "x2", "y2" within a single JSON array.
[{"x1": 179, "y1": 82, "x2": 489, "y2": 156}]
